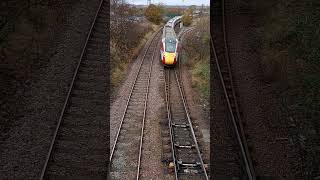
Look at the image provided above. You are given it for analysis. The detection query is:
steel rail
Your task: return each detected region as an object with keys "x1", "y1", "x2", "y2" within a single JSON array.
[
  {"x1": 177, "y1": 27, "x2": 195, "y2": 40},
  {"x1": 39, "y1": 0, "x2": 104, "y2": 179},
  {"x1": 210, "y1": 36, "x2": 255, "y2": 180},
  {"x1": 221, "y1": 0, "x2": 255, "y2": 178},
  {"x1": 209, "y1": 0, "x2": 255, "y2": 179},
  {"x1": 135, "y1": 33, "x2": 159, "y2": 180},
  {"x1": 164, "y1": 23, "x2": 205, "y2": 180},
  {"x1": 164, "y1": 68, "x2": 179, "y2": 180},
  {"x1": 109, "y1": 28, "x2": 162, "y2": 162},
  {"x1": 173, "y1": 69, "x2": 209, "y2": 180}
]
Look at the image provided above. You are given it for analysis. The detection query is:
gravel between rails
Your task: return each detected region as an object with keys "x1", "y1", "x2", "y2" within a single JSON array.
[{"x1": 0, "y1": 0, "x2": 101, "y2": 179}]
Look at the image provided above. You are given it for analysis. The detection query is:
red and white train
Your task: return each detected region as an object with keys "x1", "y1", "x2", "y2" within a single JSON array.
[{"x1": 160, "y1": 16, "x2": 182, "y2": 66}]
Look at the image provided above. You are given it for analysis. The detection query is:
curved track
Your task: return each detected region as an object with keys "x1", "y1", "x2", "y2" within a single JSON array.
[
  {"x1": 211, "y1": 0, "x2": 255, "y2": 179},
  {"x1": 39, "y1": 0, "x2": 108, "y2": 179},
  {"x1": 164, "y1": 67, "x2": 209, "y2": 180},
  {"x1": 109, "y1": 29, "x2": 162, "y2": 180}
]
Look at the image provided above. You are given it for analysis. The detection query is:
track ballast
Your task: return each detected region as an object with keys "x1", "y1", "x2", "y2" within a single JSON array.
[
  {"x1": 109, "y1": 29, "x2": 162, "y2": 180},
  {"x1": 164, "y1": 67, "x2": 209, "y2": 180},
  {"x1": 39, "y1": 0, "x2": 108, "y2": 179}
]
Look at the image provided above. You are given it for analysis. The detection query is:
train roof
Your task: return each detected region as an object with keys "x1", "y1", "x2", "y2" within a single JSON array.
[
  {"x1": 162, "y1": 26, "x2": 177, "y2": 40},
  {"x1": 162, "y1": 16, "x2": 182, "y2": 40}
]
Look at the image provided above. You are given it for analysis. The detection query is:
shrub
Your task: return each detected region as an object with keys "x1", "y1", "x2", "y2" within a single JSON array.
[
  {"x1": 181, "y1": 8, "x2": 193, "y2": 26},
  {"x1": 144, "y1": 4, "x2": 164, "y2": 25}
]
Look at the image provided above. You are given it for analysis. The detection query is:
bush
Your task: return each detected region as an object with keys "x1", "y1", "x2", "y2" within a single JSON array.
[
  {"x1": 182, "y1": 14, "x2": 192, "y2": 26},
  {"x1": 144, "y1": 4, "x2": 164, "y2": 25},
  {"x1": 181, "y1": 7, "x2": 193, "y2": 26}
]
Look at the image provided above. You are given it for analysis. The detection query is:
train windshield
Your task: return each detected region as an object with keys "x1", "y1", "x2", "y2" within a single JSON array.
[{"x1": 165, "y1": 38, "x2": 177, "y2": 53}]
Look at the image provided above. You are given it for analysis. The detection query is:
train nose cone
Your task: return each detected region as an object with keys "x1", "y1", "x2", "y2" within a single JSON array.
[{"x1": 164, "y1": 53, "x2": 175, "y2": 65}]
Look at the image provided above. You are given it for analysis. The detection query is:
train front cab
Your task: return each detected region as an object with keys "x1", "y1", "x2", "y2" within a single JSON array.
[{"x1": 160, "y1": 38, "x2": 179, "y2": 67}]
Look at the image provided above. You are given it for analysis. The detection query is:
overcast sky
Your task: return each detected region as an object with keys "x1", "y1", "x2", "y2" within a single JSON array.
[{"x1": 128, "y1": 0, "x2": 210, "y2": 6}]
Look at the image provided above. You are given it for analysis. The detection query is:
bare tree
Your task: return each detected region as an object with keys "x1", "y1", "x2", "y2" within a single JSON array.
[{"x1": 110, "y1": 0, "x2": 131, "y2": 51}]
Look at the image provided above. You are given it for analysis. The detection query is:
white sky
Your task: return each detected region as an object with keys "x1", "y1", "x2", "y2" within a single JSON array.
[{"x1": 128, "y1": 0, "x2": 210, "y2": 6}]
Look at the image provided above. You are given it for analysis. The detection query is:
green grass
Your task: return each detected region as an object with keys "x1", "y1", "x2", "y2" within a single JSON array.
[
  {"x1": 182, "y1": 16, "x2": 210, "y2": 103},
  {"x1": 191, "y1": 59, "x2": 210, "y2": 99}
]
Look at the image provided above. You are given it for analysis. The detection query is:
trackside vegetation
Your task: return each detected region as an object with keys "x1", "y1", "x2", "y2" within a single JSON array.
[
  {"x1": 181, "y1": 7, "x2": 193, "y2": 26},
  {"x1": 144, "y1": 4, "x2": 164, "y2": 25},
  {"x1": 182, "y1": 17, "x2": 210, "y2": 103}
]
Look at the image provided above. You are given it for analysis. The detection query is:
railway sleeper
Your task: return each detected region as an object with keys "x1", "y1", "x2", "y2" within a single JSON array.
[
  {"x1": 174, "y1": 143, "x2": 195, "y2": 149},
  {"x1": 173, "y1": 129, "x2": 194, "y2": 137},
  {"x1": 131, "y1": 93, "x2": 148, "y2": 98},
  {"x1": 132, "y1": 87, "x2": 148, "y2": 92},
  {"x1": 129, "y1": 98, "x2": 147, "y2": 103},
  {"x1": 78, "y1": 71, "x2": 107, "y2": 82},
  {"x1": 128, "y1": 100, "x2": 146, "y2": 106},
  {"x1": 121, "y1": 123, "x2": 141, "y2": 130},
  {"x1": 71, "y1": 90, "x2": 105, "y2": 99},
  {"x1": 61, "y1": 119, "x2": 106, "y2": 129},
  {"x1": 81, "y1": 58, "x2": 105, "y2": 66},
  {"x1": 62, "y1": 116, "x2": 106, "y2": 127},
  {"x1": 172, "y1": 122, "x2": 189, "y2": 128},
  {"x1": 54, "y1": 140, "x2": 107, "y2": 154},
  {"x1": 58, "y1": 127, "x2": 107, "y2": 139},
  {"x1": 85, "y1": 52, "x2": 106, "y2": 60},
  {"x1": 86, "y1": 48, "x2": 106, "y2": 56},
  {"x1": 50, "y1": 152, "x2": 106, "y2": 168},
  {"x1": 91, "y1": 30, "x2": 106, "y2": 37},
  {"x1": 46, "y1": 162, "x2": 106, "y2": 177},
  {"x1": 80, "y1": 59, "x2": 106, "y2": 67},
  {"x1": 171, "y1": 115, "x2": 188, "y2": 120},
  {"x1": 124, "y1": 111, "x2": 144, "y2": 118},
  {"x1": 74, "y1": 80, "x2": 106, "y2": 87},
  {"x1": 92, "y1": 25, "x2": 106, "y2": 33},
  {"x1": 85, "y1": 44, "x2": 106, "y2": 52},
  {"x1": 125, "y1": 108, "x2": 145, "y2": 114},
  {"x1": 51, "y1": 146, "x2": 107, "y2": 162},
  {"x1": 177, "y1": 161, "x2": 202, "y2": 169},
  {"x1": 44, "y1": 174, "x2": 106, "y2": 180},
  {"x1": 134, "y1": 80, "x2": 149, "y2": 85},
  {"x1": 74, "y1": 78, "x2": 106, "y2": 87},
  {"x1": 222, "y1": 76, "x2": 231, "y2": 81},
  {"x1": 70, "y1": 97, "x2": 105, "y2": 106},
  {"x1": 85, "y1": 45, "x2": 106, "y2": 53},
  {"x1": 65, "y1": 109, "x2": 106, "y2": 119},
  {"x1": 171, "y1": 119, "x2": 189, "y2": 125},
  {"x1": 68, "y1": 104, "x2": 106, "y2": 114}
]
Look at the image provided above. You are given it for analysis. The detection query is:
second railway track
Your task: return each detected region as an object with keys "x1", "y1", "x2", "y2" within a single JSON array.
[
  {"x1": 110, "y1": 29, "x2": 162, "y2": 180},
  {"x1": 164, "y1": 67, "x2": 209, "y2": 180}
]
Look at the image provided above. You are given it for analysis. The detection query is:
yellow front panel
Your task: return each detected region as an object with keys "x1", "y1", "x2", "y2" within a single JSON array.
[{"x1": 165, "y1": 52, "x2": 175, "y2": 65}]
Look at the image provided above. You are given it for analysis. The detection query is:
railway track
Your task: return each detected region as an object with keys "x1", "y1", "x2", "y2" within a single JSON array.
[
  {"x1": 164, "y1": 68, "x2": 208, "y2": 180},
  {"x1": 109, "y1": 29, "x2": 162, "y2": 180},
  {"x1": 211, "y1": 0, "x2": 255, "y2": 179},
  {"x1": 39, "y1": 0, "x2": 108, "y2": 179}
]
